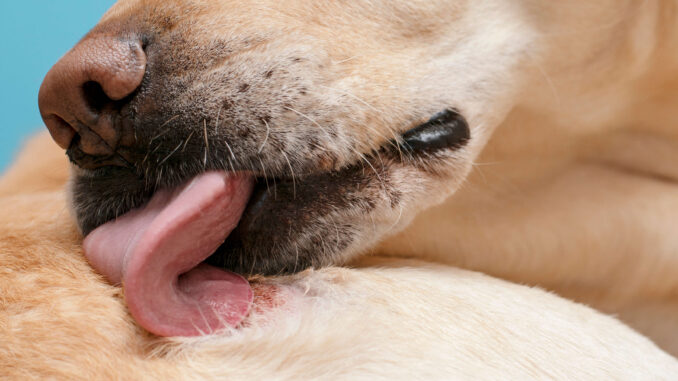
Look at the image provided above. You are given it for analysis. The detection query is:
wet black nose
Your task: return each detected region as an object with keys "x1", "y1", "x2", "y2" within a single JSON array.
[{"x1": 38, "y1": 36, "x2": 146, "y2": 169}]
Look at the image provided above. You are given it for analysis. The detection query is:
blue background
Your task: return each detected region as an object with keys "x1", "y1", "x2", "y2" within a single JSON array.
[{"x1": 0, "y1": 1, "x2": 116, "y2": 171}]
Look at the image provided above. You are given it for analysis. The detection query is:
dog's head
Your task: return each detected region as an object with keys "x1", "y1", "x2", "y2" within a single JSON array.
[{"x1": 38, "y1": 0, "x2": 534, "y2": 336}]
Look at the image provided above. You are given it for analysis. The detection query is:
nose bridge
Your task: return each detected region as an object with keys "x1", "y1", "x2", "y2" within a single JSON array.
[{"x1": 38, "y1": 35, "x2": 146, "y2": 159}]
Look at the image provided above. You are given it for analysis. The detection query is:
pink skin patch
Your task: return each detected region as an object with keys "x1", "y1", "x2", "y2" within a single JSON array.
[
  {"x1": 237, "y1": 283, "x2": 303, "y2": 327},
  {"x1": 83, "y1": 172, "x2": 255, "y2": 337},
  {"x1": 251, "y1": 284, "x2": 289, "y2": 313}
]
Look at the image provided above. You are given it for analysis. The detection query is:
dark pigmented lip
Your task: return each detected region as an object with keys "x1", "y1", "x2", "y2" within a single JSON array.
[
  {"x1": 205, "y1": 109, "x2": 470, "y2": 274},
  {"x1": 205, "y1": 178, "x2": 276, "y2": 271},
  {"x1": 77, "y1": 109, "x2": 470, "y2": 276}
]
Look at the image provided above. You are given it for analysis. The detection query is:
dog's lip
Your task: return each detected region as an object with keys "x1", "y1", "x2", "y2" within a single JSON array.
[
  {"x1": 83, "y1": 171, "x2": 255, "y2": 337},
  {"x1": 78, "y1": 108, "x2": 470, "y2": 282}
]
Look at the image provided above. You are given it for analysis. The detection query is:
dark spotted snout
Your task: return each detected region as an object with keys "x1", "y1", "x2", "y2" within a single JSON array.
[{"x1": 38, "y1": 36, "x2": 147, "y2": 169}]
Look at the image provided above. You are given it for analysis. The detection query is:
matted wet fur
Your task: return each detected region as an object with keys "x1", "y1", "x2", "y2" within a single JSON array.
[{"x1": 1, "y1": 135, "x2": 677, "y2": 379}]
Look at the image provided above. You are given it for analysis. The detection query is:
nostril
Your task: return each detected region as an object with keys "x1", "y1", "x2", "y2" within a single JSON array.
[
  {"x1": 39, "y1": 36, "x2": 147, "y2": 163},
  {"x1": 82, "y1": 81, "x2": 113, "y2": 113}
]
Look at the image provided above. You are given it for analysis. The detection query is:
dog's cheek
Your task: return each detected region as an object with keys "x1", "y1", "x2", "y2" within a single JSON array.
[{"x1": 329, "y1": 150, "x2": 476, "y2": 263}]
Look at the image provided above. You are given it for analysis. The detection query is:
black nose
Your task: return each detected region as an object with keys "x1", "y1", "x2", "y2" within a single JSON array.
[{"x1": 38, "y1": 36, "x2": 147, "y2": 169}]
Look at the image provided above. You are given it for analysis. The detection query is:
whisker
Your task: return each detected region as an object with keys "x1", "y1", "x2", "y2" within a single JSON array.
[
  {"x1": 223, "y1": 139, "x2": 237, "y2": 162},
  {"x1": 160, "y1": 115, "x2": 181, "y2": 128},
  {"x1": 156, "y1": 167, "x2": 164, "y2": 187},
  {"x1": 346, "y1": 144, "x2": 388, "y2": 193},
  {"x1": 248, "y1": 249, "x2": 259, "y2": 275},
  {"x1": 226, "y1": 156, "x2": 237, "y2": 173},
  {"x1": 214, "y1": 108, "x2": 221, "y2": 134},
  {"x1": 283, "y1": 106, "x2": 333, "y2": 142},
  {"x1": 387, "y1": 203, "x2": 405, "y2": 232},
  {"x1": 149, "y1": 128, "x2": 171, "y2": 145},
  {"x1": 361, "y1": 155, "x2": 386, "y2": 191},
  {"x1": 333, "y1": 55, "x2": 362, "y2": 64},
  {"x1": 158, "y1": 142, "x2": 183, "y2": 166},
  {"x1": 280, "y1": 150, "x2": 297, "y2": 198},
  {"x1": 221, "y1": 135, "x2": 238, "y2": 173},
  {"x1": 257, "y1": 156, "x2": 271, "y2": 193},
  {"x1": 258, "y1": 119, "x2": 271, "y2": 154},
  {"x1": 181, "y1": 131, "x2": 195, "y2": 152},
  {"x1": 293, "y1": 242, "x2": 300, "y2": 273},
  {"x1": 203, "y1": 119, "x2": 210, "y2": 167},
  {"x1": 190, "y1": 320, "x2": 208, "y2": 337},
  {"x1": 194, "y1": 304, "x2": 213, "y2": 336}
]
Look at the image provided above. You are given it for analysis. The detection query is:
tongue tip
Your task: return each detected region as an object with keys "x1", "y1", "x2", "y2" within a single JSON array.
[
  {"x1": 83, "y1": 171, "x2": 256, "y2": 337},
  {"x1": 127, "y1": 264, "x2": 254, "y2": 337}
]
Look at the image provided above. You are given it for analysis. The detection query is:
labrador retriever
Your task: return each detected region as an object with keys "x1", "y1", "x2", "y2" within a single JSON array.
[
  {"x1": 1, "y1": 134, "x2": 677, "y2": 379},
  {"x1": 33, "y1": 0, "x2": 678, "y2": 355}
]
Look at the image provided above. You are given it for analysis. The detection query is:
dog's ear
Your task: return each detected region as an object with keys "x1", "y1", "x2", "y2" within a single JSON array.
[{"x1": 0, "y1": 132, "x2": 70, "y2": 197}]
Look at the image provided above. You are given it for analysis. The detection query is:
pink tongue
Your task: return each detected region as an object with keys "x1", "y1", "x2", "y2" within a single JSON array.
[{"x1": 83, "y1": 172, "x2": 254, "y2": 337}]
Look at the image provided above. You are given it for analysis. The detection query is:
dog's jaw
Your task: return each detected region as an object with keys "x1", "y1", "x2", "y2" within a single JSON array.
[{"x1": 66, "y1": 0, "x2": 535, "y2": 276}]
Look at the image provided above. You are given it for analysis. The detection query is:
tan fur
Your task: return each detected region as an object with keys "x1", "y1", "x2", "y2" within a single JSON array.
[
  {"x1": 2, "y1": 135, "x2": 678, "y2": 379},
  {"x1": 4, "y1": 0, "x2": 678, "y2": 377},
  {"x1": 375, "y1": 1, "x2": 678, "y2": 355}
]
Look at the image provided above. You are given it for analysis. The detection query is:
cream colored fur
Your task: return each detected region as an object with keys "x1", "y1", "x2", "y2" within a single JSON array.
[
  {"x1": 1, "y1": 135, "x2": 677, "y2": 379},
  {"x1": 375, "y1": 1, "x2": 678, "y2": 355},
  {"x1": 72, "y1": 3, "x2": 678, "y2": 353},
  {"x1": 3, "y1": 0, "x2": 678, "y2": 377}
]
